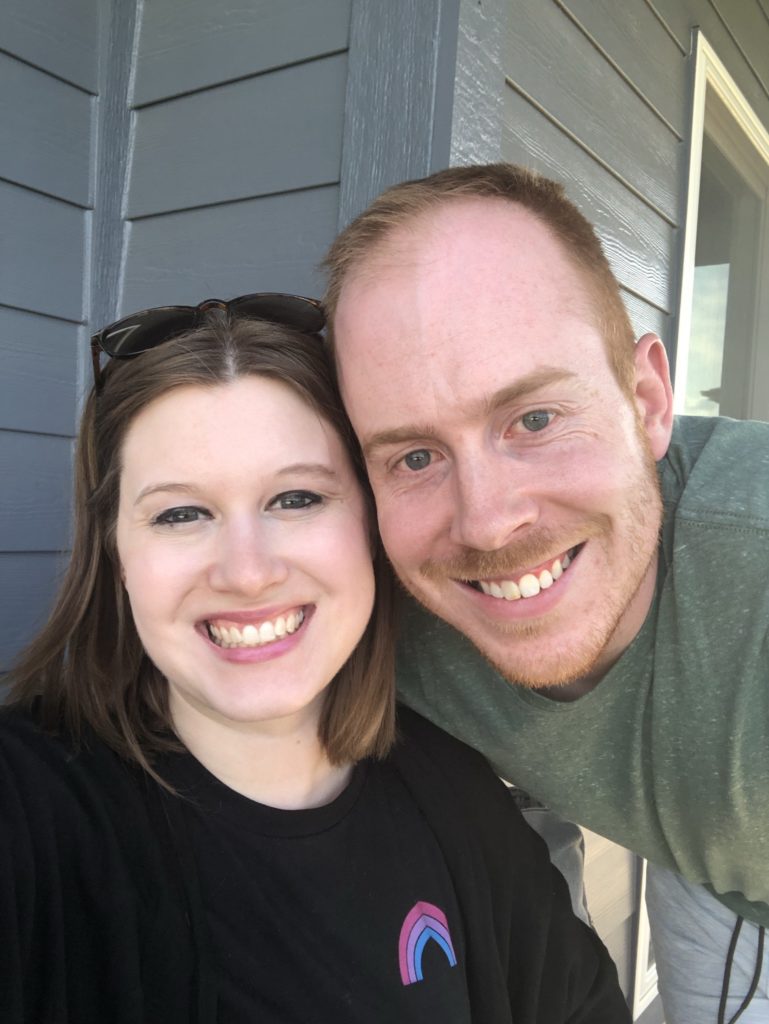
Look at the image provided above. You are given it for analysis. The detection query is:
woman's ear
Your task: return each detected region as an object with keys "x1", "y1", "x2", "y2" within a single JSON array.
[{"x1": 633, "y1": 333, "x2": 674, "y2": 460}]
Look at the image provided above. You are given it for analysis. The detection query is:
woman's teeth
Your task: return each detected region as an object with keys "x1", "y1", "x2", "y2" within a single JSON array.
[
  {"x1": 477, "y1": 549, "x2": 574, "y2": 601},
  {"x1": 207, "y1": 609, "x2": 305, "y2": 648}
]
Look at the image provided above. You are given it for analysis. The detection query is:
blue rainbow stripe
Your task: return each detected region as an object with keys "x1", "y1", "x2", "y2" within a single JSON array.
[{"x1": 398, "y1": 901, "x2": 458, "y2": 985}]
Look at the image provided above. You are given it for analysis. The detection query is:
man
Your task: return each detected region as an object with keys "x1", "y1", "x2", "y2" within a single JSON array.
[{"x1": 323, "y1": 164, "x2": 769, "y2": 1023}]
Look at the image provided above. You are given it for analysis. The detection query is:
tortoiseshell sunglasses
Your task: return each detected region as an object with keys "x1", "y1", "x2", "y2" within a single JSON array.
[{"x1": 90, "y1": 292, "x2": 325, "y2": 386}]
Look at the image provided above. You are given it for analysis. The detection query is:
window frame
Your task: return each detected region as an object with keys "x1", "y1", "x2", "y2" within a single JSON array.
[{"x1": 674, "y1": 30, "x2": 769, "y2": 417}]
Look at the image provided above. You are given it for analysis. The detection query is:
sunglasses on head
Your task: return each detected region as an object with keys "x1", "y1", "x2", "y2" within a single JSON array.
[{"x1": 90, "y1": 292, "x2": 326, "y2": 386}]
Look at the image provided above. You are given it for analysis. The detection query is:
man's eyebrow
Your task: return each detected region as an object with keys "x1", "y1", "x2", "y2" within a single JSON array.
[
  {"x1": 362, "y1": 367, "x2": 578, "y2": 458},
  {"x1": 482, "y1": 367, "x2": 578, "y2": 414}
]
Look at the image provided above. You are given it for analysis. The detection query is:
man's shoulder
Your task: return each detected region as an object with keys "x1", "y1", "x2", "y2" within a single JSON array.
[{"x1": 662, "y1": 415, "x2": 769, "y2": 530}]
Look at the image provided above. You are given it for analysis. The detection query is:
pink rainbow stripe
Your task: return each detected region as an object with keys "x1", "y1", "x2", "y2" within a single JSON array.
[{"x1": 398, "y1": 901, "x2": 458, "y2": 985}]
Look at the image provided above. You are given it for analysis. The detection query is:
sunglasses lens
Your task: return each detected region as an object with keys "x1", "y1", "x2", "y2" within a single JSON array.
[
  {"x1": 231, "y1": 293, "x2": 325, "y2": 334},
  {"x1": 99, "y1": 308, "x2": 197, "y2": 358}
]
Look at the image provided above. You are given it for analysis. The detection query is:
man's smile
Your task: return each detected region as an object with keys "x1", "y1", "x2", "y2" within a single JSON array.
[{"x1": 465, "y1": 546, "x2": 580, "y2": 601}]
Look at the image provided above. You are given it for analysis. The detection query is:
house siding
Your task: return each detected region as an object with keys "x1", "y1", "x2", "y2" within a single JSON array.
[
  {"x1": 120, "y1": 0, "x2": 352, "y2": 312},
  {"x1": 0, "y1": 2, "x2": 98, "y2": 672}
]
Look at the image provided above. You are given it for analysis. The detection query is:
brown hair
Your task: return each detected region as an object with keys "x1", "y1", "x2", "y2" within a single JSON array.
[
  {"x1": 323, "y1": 162, "x2": 636, "y2": 394},
  {"x1": 7, "y1": 316, "x2": 396, "y2": 777}
]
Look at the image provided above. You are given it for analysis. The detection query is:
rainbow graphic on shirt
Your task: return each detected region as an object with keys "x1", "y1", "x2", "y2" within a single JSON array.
[{"x1": 398, "y1": 901, "x2": 458, "y2": 985}]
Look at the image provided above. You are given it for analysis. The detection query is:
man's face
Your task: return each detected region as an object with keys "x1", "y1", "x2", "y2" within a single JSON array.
[{"x1": 333, "y1": 199, "x2": 672, "y2": 691}]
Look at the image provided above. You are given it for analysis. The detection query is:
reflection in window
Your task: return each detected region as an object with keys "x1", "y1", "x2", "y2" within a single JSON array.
[{"x1": 684, "y1": 121, "x2": 761, "y2": 419}]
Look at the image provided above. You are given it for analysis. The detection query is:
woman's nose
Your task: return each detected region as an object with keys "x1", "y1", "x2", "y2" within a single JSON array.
[{"x1": 207, "y1": 520, "x2": 289, "y2": 595}]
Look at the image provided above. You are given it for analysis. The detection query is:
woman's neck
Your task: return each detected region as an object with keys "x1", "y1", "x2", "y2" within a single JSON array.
[{"x1": 169, "y1": 697, "x2": 352, "y2": 810}]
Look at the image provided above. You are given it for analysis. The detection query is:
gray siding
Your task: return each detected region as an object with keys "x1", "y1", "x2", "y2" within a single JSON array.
[
  {"x1": 121, "y1": 0, "x2": 353, "y2": 313},
  {"x1": 498, "y1": 0, "x2": 684, "y2": 349},
  {"x1": 489, "y1": 0, "x2": 769, "y2": 356},
  {"x1": 0, "y1": 4, "x2": 96, "y2": 671}
]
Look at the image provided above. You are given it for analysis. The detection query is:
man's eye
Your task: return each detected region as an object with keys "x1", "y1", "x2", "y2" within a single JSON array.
[
  {"x1": 402, "y1": 449, "x2": 432, "y2": 471},
  {"x1": 270, "y1": 490, "x2": 322, "y2": 510},
  {"x1": 520, "y1": 410, "x2": 553, "y2": 432},
  {"x1": 152, "y1": 506, "x2": 209, "y2": 526}
]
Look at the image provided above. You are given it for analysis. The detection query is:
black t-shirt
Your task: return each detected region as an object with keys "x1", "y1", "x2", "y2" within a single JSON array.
[{"x1": 162, "y1": 753, "x2": 473, "y2": 1024}]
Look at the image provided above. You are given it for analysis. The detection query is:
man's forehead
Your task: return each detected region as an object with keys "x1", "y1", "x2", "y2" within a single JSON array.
[{"x1": 335, "y1": 198, "x2": 588, "y2": 312}]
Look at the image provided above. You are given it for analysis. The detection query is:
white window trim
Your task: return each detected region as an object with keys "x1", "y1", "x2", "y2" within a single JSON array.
[
  {"x1": 674, "y1": 31, "x2": 769, "y2": 412},
  {"x1": 632, "y1": 859, "x2": 658, "y2": 1019}
]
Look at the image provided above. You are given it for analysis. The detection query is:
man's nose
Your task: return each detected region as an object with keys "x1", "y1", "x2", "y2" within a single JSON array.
[
  {"x1": 208, "y1": 519, "x2": 289, "y2": 595},
  {"x1": 448, "y1": 456, "x2": 540, "y2": 551}
]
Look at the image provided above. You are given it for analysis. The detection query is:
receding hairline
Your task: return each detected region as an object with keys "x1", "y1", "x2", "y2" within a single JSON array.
[{"x1": 330, "y1": 195, "x2": 614, "y2": 343}]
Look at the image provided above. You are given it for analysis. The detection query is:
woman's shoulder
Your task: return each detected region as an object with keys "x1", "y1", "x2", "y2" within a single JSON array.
[
  {"x1": 391, "y1": 704, "x2": 517, "y2": 821},
  {"x1": 0, "y1": 703, "x2": 147, "y2": 820}
]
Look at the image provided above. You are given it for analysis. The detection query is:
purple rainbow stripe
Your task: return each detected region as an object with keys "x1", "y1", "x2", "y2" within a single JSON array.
[{"x1": 398, "y1": 901, "x2": 458, "y2": 985}]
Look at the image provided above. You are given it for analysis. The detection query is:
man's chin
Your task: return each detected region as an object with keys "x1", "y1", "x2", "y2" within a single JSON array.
[{"x1": 479, "y1": 644, "x2": 605, "y2": 694}]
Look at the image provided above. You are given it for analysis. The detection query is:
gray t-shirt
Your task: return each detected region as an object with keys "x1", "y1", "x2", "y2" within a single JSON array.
[{"x1": 396, "y1": 415, "x2": 769, "y2": 927}]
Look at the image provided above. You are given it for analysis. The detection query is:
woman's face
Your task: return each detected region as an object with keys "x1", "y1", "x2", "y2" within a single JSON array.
[{"x1": 116, "y1": 377, "x2": 375, "y2": 742}]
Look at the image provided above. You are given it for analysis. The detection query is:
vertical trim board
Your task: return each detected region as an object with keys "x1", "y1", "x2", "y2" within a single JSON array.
[
  {"x1": 88, "y1": 0, "x2": 139, "y2": 340},
  {"x1": 337, "y1": 0, "x2": 461, "y2": 227},
  {"x1": 450, "y1": 0, "x2": 505, "y2": 165}
]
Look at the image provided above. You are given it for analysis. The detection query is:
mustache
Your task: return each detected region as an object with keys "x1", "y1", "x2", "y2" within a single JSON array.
[{"x1": 418, "y1": 517, "x2": 609, "y2": 581}]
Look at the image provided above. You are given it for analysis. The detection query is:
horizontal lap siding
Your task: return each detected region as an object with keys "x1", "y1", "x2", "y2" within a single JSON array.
[
  {"x1": 0, "y1": 554, "x2": 67, "y2": 674},
  {"x1": 3, "y1": 0, "x2": 99, "y2": 91},
  {"x1": 1, "y1": 2, "x2": 97, "y2": 670},
  {"x1": 132, "y1": 0, "x2": 350, "y2": 106},
  {"x1": 0, "y1": 433, "x2": 73, "y2": 552},
  {"x1": 122, "y1": 1, "x2": 353, "y2": 316},
  {"x1": 0, "y1": 52, "x2": 93, "y2": 206},
  {"x1": 501, "y1": 0, "x2": 683, "y2": 351},
  {"x1": 506, "y1": 2, "x2": 681, "y2": 223},
  {"x1": 502, "y1": 89, "x2": 673, "y2": 314},
  {"x1": 652, "y1": 0, "x2": 769, "y2": 124},
  {"x1": 0, "y1": 308, "x2": 80, "y2": 437},
  {"x1": 126, "y1": 55, "x2": 347, "y2": 219},
  {"x1": 121, "y1": 186, "x2": 340, "y2": 311}
]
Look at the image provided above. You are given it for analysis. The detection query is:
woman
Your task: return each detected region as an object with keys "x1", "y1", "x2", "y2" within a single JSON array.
[{"x1": 0, "y1": 294, "x2": 628, "y2": 1023}]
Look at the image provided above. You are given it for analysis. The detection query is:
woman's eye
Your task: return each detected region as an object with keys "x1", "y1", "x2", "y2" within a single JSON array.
[
  {"x1": 152, "y1": 506, "x2": 210, "y2": 526},
  {"x1": 520, "y1": 410, "x2": 554, "y2": 432},
  {"x1": 402, "y1": 449, "x2": 432, "y2": 471},
  {"x1": 270, "y1": 490, "x2": 322, "y2": 511}
]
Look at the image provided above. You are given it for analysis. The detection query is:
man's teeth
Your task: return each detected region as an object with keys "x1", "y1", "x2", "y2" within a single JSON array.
[
  {"x1": 207, "y1": 609, "x2": 305, "y2": 648},
  {"x1": 478, "y1": 551, "x2": 572, "y2": 601}
]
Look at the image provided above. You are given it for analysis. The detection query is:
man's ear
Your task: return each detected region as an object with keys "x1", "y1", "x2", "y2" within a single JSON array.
[{"x1": 633, "y1": 333, "x2": 674, "y2": 460}]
